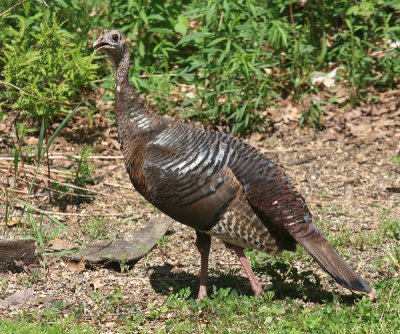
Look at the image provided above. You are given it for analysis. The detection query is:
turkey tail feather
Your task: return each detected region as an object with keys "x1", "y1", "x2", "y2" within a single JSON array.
[{"x1": 288, "y1": 221, "x2": 376, "y2": 299}]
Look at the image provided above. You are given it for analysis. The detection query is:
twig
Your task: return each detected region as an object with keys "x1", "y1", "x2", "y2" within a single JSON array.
[
  {"x1": 103, "y1": 181, "x2": 135, "y2": 190},
  {"x1": 0, "y1": 179, "x2": 88, "y2": 200},
  {"x1": 285, "y1": 157, "x2": 317, "y2": 166},
  {"x1": 261, "y1": 147, "x2": 332, "y2": 153},
  {"x1": 0, "y1": 154, "x2": 124, "y2": 161},
  {"x1": 1, "y1": 170, "x2": 136, "y2": 201},
  {"x1": 13, "y1": 202, "x2": 138, "y2": 218},
  {"x1": 14, "y1": 173, "x2": 117, "y2": 199},
  {"x1": 0, "y1": 187, "x2": 28, "y2": 195},
  {"x1": 0, "y1": 81, "x2": 72, "y2": 105},
  {"x1": 0, "y1": 0, "x2": 29, "y2": 18},
  {"x1": 0, "y1": 161, "x2": 74, "y2": 176}
]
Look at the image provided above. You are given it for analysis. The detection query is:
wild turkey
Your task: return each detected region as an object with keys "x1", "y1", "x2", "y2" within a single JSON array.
[{"x1": 94, "y1": 29, "x2": 376, "y2": 300}]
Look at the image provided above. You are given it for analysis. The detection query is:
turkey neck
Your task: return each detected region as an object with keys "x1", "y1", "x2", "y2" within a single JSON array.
[
  {"x1": 115, "y1": 45, "x2": 130, "y2": 89},
  {"x1": 114, "y1": 44, "x2": 157, "y2": 132},
  {"x1": 113, "y1": 44, "x2": 160, "y2": 186}
]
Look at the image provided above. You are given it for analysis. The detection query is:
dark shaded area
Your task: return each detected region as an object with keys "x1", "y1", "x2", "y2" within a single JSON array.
[
  {"x1": 148, "y1": 262, "x2": 359, "y2": 305},
  {"x1": 59, "y1": 115, "x2": 110, "y2": 146},
  {"x1": 149, "y1": 263, "x2": 254, "y2": 298}
]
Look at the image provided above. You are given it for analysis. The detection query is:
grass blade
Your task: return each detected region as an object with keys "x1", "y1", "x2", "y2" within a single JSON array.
[{"x1": 40, "y1": 101, "x2": 83, "y2": 162}]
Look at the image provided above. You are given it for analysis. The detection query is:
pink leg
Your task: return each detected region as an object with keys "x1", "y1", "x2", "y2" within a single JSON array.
[
  {"x1": 195, "y1": 232, "x2": 211, "y2": 299},
  {"x1": 226, "y1": 244, "x2": 265, "y2": 296}
]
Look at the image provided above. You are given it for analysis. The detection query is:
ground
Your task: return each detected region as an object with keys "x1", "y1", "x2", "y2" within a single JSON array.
[{"x1": 0, "y1": 90, "x2": 399, "y2": 333}]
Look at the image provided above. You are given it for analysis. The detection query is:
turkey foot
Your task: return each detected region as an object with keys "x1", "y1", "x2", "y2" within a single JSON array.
[{"x1": 225, "y1": 243, "x2": 267, "y2": 296}]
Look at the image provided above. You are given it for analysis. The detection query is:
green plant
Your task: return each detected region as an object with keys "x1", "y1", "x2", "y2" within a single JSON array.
[
  {"x1": 107, "y1": 287, "x2": 124, "y2": 310},
  {"x1": 156, "y1": 235, "x2": 169, "y2": 247},
  {"x1": 17, "y1": 202, "x2": 67, "y2": 249},
  {"x1": 299, "y1": 92, "x2": 323, "y2": 129},
  {"x1": 119, "y1": 254, "x2": 131, "y2": 274},
  {"x1": 391, "y1": 156, "x2": 400, "y2": 165},
  {"x1": 51, "y1": 145, "x2": 93, "y2": 203},
  {"x1": 70, "y1": 146, "x2": 93, "y2": 192},
  {"x1": 0, "y1": 6, "x2": 97, "y2": 180},
  {"x1": 14, "y1": 120, "x2": 36, "y2": 157},
  {"x1": 85, "y1": 218, "x2": 108, "y2": 241},
  {"x1": 381, "y1": 219, "x2": 400, "y2": 240},
  {"x1": 175, "y1": 0, "x2": 274, "y2": 133},
  {"x1": 0, "y1": 317, "x2": 97, "y2": 334},
  {"x1": 1, "y1": 188, "x2": 11, "y2": 235},
  {"x1": 2, "y1": 0, "x2": 399, "y2": 136}
]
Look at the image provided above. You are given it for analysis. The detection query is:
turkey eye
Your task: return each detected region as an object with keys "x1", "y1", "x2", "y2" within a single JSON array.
[{"x1": 112, "y1": 34, "x2": 119, "y2": 42}]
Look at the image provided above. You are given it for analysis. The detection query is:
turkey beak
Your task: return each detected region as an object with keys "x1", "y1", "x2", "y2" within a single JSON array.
[{"x1": 93, "y1": 37, "x2": 109, "y2": 52}]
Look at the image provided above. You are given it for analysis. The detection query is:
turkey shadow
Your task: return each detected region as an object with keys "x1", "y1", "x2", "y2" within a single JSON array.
[
  {"x1": 149, "y1": 263, "x2": 254, "y2": 298},
  {"x1": 149, "y1": 263, "x2": 358, "y2": 305}
]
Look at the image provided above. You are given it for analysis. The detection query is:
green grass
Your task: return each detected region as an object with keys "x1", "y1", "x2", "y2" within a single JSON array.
[
  {"x1": 83, "y1": 218, "x2": 108, "y2": 241},
  {"x1": 159, "y1": 279, "x2": 400, "y2": 334},
  {"x1": 0, "y1": 318, "x2": 96, "y2": 334},
  {"x1": 0, "y1": 221, "x2": 398, "y2": 333},
  {"x1": 392, "y1": 156, "x2": 400, "y2": 165},
  {"x1": 1, "y1": 221, "x2": 398, "y2": 333},
  {"x1": 1, "y1": 279, "x2": 398, "y2": 333}
]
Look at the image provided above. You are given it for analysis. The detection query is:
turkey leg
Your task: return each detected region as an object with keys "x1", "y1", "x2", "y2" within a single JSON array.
[
  {"x1": 195, "y1": 231, "x2": 211, "y2": 299},
  {"x1": 226, "y1": 243, "x2": 266, "y2": 296}
]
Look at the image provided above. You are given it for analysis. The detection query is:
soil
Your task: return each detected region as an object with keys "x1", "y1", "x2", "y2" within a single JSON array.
[{"x1": 0, "y1": 89, "x2": 399, "y2": 333}]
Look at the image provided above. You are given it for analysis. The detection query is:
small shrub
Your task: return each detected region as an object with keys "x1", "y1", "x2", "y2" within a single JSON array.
[{"x1": 1, "y1": 11, "x2": 97, "y2": 121}]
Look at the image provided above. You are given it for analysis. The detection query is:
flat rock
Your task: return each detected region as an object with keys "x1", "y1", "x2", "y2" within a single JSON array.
[
  {"x1": 0, "y1": 239, "x2": 36, "y2": 273},
  {"x1": 66, "y1": 216, "x2": 173, "y2": 266}
]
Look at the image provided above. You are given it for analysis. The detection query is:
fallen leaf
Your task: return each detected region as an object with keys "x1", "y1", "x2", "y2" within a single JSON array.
[
  {"x1": 248, "y1": 132, "x2": 264, "y2": 148},
  {"x1": 185, "y1": 91, "x2": 196, "y2": 99},
  {"x1": 263, "y1": 68, "x2": 272, "y2": 75},
  {"x1": 347, "y1": 123, "x2": 373, "y2": 138},
  {"x1": 320, "y1": 129, "x2": 338, "y2": 142},
  {"x1": 282, "y1": 103, "x2": 300, "y2": 124},
  {"x1": 90, "y1": 277, "x2": 104, "y2": 290},
  {"x1": 25, "y1": 137, "x2": 38, "y2": 146},
  {"x1": 0, "y1": 218, "x2": 22, "y2": 227},
  {"x1": 0, "y1": 176, "x2": 16, "y2": 188},
  {"x1": 109, "y1": 138, "x2": 120, "y2": 150},
  {"x1": 311, "y1": 67, "x2": 341, "y2": 88},
  {"x1": 371, "y1": 106, "x2": 390, "y2": 116},
  {"x1": 67, "y1": 258, "x2": 86, "y2": 272},
  {"x1": 345, "y1": 108, "x2": 362, "y2": 121},
  {"x1": 48, "y1": 238, "x2": 74, "y2": 251}
]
